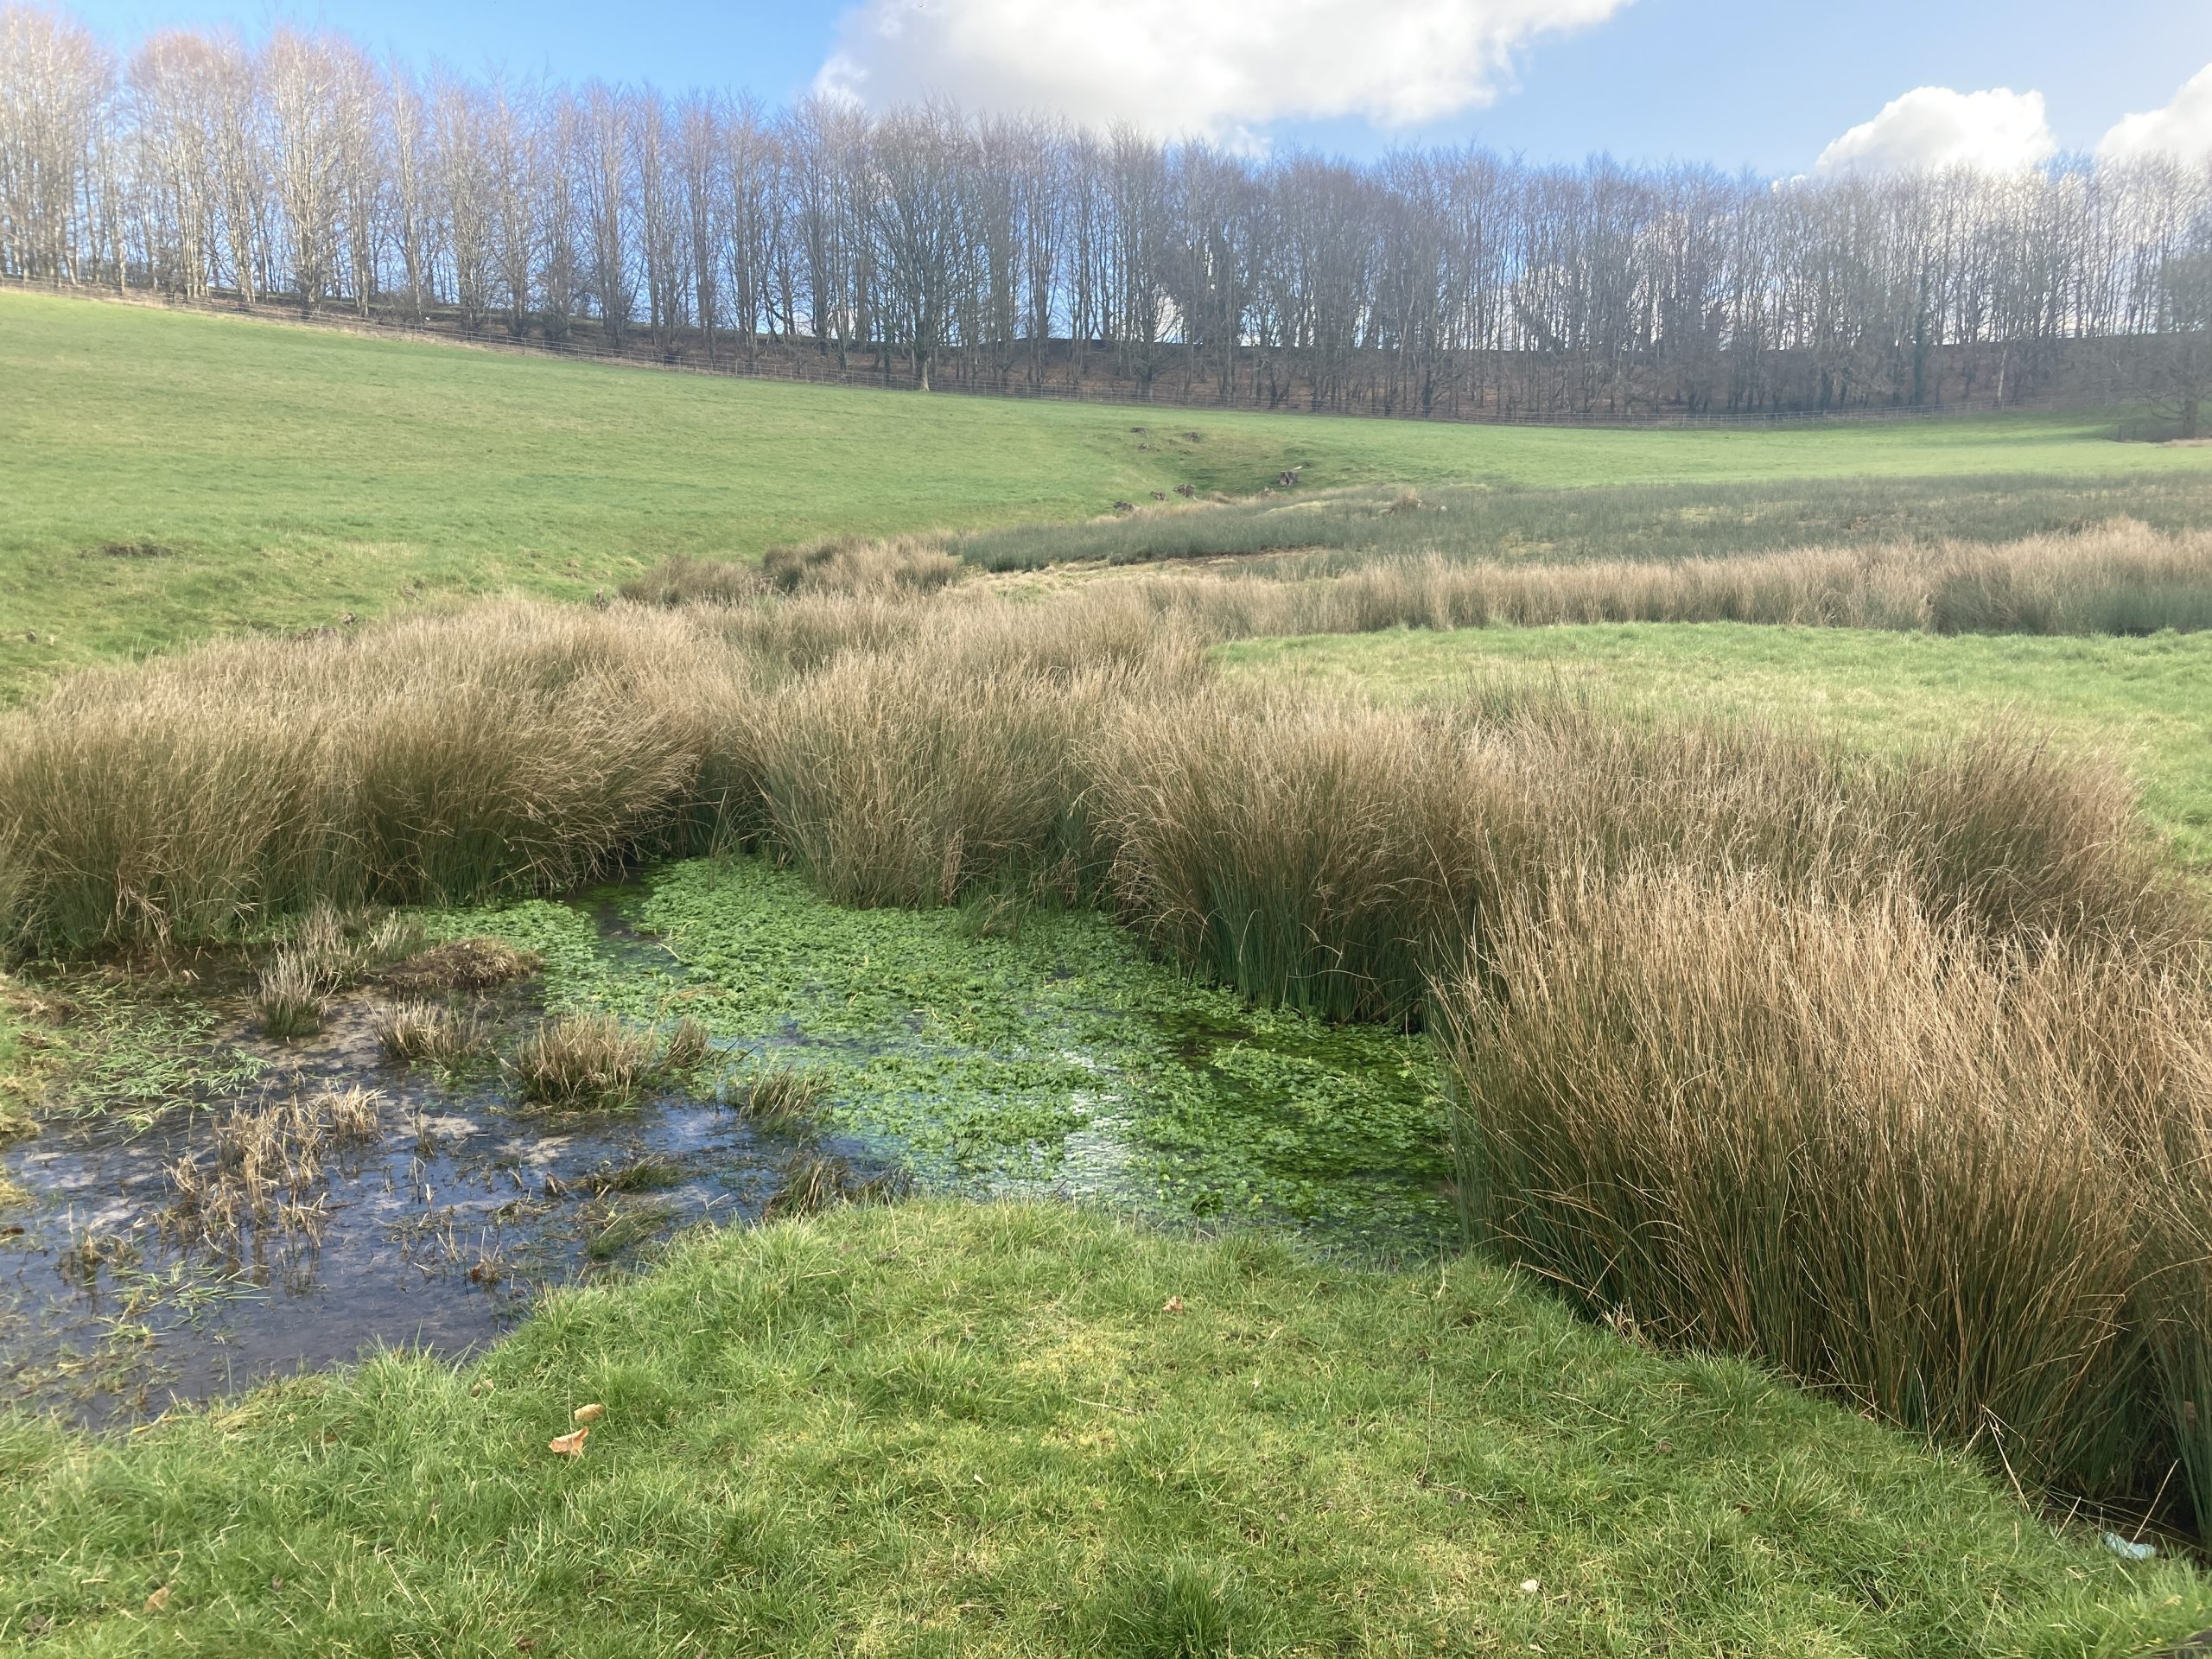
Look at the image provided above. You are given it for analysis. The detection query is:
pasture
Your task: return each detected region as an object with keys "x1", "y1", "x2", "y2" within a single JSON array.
[
  {"x1": 3, "y1": 286, "x2": 2206, "y2": 697},
  {"x1": 7, "y1": 295, "x2": 2212, "y2": 1653}
]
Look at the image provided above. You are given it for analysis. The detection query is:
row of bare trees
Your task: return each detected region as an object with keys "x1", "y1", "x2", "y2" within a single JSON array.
[{"x1": 3, "y1": 3, "x2": 2209, "y2": 419}]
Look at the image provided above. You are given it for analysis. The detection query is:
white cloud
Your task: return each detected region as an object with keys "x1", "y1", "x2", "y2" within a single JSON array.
[
  {"x1": 1814, "y1": 86, "x2": 2055, "y2": 176},
  {"x1": 2098, "y1": 64, "x2": 2212, "y2": 162},
  {"x1": 812, "y1": 0, "x2": 1633, "y2": 142}
]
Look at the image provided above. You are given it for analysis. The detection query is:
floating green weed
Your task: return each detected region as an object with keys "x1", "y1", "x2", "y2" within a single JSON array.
[{"x1": 451, "y1": 858, "x2": 1451, "y2": 1252}]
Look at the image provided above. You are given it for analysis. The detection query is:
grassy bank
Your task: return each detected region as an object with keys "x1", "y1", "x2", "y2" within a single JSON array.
[
  {"x1": 3, "y1": 1201, "x2": 2204, "y2": 1656},
  {"x1": 5, "y1": 289, "x2": 2210, "y2": 698},
  {"x1": 1215, "y1": 623, "x2": 2212, "y2": 862}
]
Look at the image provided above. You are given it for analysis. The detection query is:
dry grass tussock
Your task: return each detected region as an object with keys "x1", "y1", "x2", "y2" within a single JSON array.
[
  {"x1": 1087, "y1": 518, "x2": 2212, "y2": 639},
  {"x1": 636, "y1": 518, "x2": 2212, "y2": 639},
  {"x1": 1325, "y1": 518, "x2": 2212, "y2": 635},
  {"x1": 255, "y1": 906, "x2": 429, "y2": 1038},
  {"x1": 1090, "y1": 681, "x2": 2196, "y2": 1021},
  {"x1": 1436, "y1": 866, "x2": 2212, "y2": 1521},
  {"x1": 0, "y1": 603, "x2": 743, "y2": 954},
  {"x1": 507, "y1": 1012, "x2": 713, "y2": 1109},
  {"x1": 373, "y1": 998, "x2": 493, "y2": 1066}
]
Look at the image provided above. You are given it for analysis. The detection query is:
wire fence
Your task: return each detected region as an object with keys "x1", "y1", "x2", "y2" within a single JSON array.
[{"x1": 5, "y1": 275, "x2": 2110, "y2": 433}]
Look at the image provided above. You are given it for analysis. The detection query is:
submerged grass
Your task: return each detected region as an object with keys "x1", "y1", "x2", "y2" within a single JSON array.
[{"x1": 2, "y1": 1202, "x2": 2204, "y2": 1656}]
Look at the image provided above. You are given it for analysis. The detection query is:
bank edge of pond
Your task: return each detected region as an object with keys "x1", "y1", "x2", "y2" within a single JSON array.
[{"x1": 3, "y1": 1199, "x2": 2206, "y2": 1656}]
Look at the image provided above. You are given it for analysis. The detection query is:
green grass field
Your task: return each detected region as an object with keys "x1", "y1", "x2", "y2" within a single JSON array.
[
  {"x1": 3, "y1": 1201, "x2": 2202, "y2": 1656},
  {"x1": 1221, "y1": 624, "x2": 2212, "y2": 863},
  {"x1": 4, "y1": 289, "x2": 2209, "y2": 699}
]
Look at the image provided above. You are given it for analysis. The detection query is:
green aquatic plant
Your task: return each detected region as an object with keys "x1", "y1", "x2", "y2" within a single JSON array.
[{"x1": 450, "y1": 858, "x2": 1452, "y2": 1250}]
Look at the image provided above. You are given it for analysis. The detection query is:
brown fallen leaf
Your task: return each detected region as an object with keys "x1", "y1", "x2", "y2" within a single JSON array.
[
  {"x1": 1161, "y1": 1295, "x2": 1185, "y2": 1313},
  {"x1": 571, "y1": 1402, "x2": 605, "y2": 1425},
  {"x1": 548, "y1": 1426, "x2": 590, "y2": 1457},
  {"x1": 143, "y1": 1583, "x2": 174, "y2": 1613}
]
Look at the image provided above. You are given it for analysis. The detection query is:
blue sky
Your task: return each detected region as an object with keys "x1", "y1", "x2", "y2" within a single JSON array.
[{"x1": 60, "y1": 0, "x2": 2212, "y2": 174}]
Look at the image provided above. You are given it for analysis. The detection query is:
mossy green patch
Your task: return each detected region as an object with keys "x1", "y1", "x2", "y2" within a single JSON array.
[{"x1": 442, "y1": 860, "x2": 1450, "y2": 1252}]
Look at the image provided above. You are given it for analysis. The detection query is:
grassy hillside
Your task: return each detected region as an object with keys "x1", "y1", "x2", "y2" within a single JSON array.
[
  {"x1": 1219, "y1": 623, "x2": 2212, "y2": 861},
  {"x1": 4, "y1": 1201, "x2": 2202, "y2": 1656},
  {"x1": 3, "y1": 288, "x2": 2209, "y2": 698}
]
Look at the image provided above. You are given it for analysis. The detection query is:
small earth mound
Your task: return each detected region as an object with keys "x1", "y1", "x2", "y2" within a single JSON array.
[{"x1": 376, "y1": 938, "x2": 542, "y2": 995}]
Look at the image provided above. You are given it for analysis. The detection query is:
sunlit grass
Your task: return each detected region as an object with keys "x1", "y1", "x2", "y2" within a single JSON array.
[
  {"x1": 1, "y1": 1202, "x2": 2202, "y2": 1655},
  {"x1": 1216, "y1": 622, "x2": 2212, "y2": 861},
  {"x1": 7, "y1": 287, "x2": 2209, "y2": 698}
]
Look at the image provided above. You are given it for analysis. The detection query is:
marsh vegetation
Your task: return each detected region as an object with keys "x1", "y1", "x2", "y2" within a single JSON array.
[{"x1": 6, "y1": 511, "x2": 2212, "y2": 1541}]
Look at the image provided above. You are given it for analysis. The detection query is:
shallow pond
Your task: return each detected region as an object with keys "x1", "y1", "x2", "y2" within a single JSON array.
[{"x1": 2, "y1": 858, "x2": 1449, "y2": 1422}]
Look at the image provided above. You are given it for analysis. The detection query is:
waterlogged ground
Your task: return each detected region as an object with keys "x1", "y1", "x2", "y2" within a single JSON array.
[
  {"x1": 0, "y1": 857, "x2": 1447, "y2": 1422},
  {"x1": 0, "y1": 939, "x2": 855, "y2": 1422},
  {"x1": 466, "y1": 859, "x2": 1449, "y2": 1243}
]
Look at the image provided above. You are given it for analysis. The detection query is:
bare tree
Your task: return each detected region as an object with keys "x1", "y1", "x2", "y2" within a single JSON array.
[
  {"x1": 580, "y1": 81, "x2": 631, "y2": 344},
  {"x1": 2141, "y1": 250, "x2": 2212, "y2": 439},
  {"x1": 384, "y1": 57, "x2": 434, "y2": 320},
  {"x1": 486, "y1": 75, "x2": 537, "y2": 337},
  {"x1": 11, "y1": 5, "x2": 2212, "y2": 423},
  {"x1": 869, "y1": 103, "x2": 975, "y2": 391},
  {"x1": 432, "y1": 69, "x2": 495, "y2": 330},
  {"x1": 0, "y1": 5, "x2": 113, "y2": 283},
  {"x1": 262, "y1": 28, "x2": 347, "y2": 312}
]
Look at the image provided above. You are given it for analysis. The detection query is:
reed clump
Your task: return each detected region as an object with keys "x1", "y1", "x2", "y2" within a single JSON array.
[
  {"x1": 255, "y1": 907, "x2": 429, "y2": 1038},
  {"x1": 1436, "y1": 866, "x2": 2212, "y2": 1519},
  {"x1": 734, "y1": 1065, "x2": 826, "y2": 1135},
  {"x1": 1087, "y1": 681, "x2": 2196, "y2": 1022},
  {"x1": 0, "y1": 603, "x2": 741, "y2": 956},
  {"x1": 506, "y1": 1013, "x2": 711, "y2": 1109},
  {"x1": 1091, "y1": 689, "x2": 1512, "y2": 1023},
  {"x1": 373, "y1": 999, "x2": 493, "y2": 1067}
]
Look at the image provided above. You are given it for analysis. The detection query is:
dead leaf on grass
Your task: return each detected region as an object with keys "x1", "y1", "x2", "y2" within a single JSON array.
[
  {"x1": 1161, "y1": 1295, "x2": 1185, "y2": 1313},
  {"x1": 143, "y1": 1584, "x2": 173, "y2": 1613},
  {"x1": 571, "y1": 1402, "x2": 605, "y2": 1425},
  {"x1": 548, "y1": 1426, "x2": 590, "y2": 1457}
]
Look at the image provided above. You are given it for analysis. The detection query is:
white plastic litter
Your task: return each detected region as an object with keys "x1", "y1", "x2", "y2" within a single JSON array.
[{"x1": 2102, "y1": 1532, "x2": 2158, "y2": 1561}]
